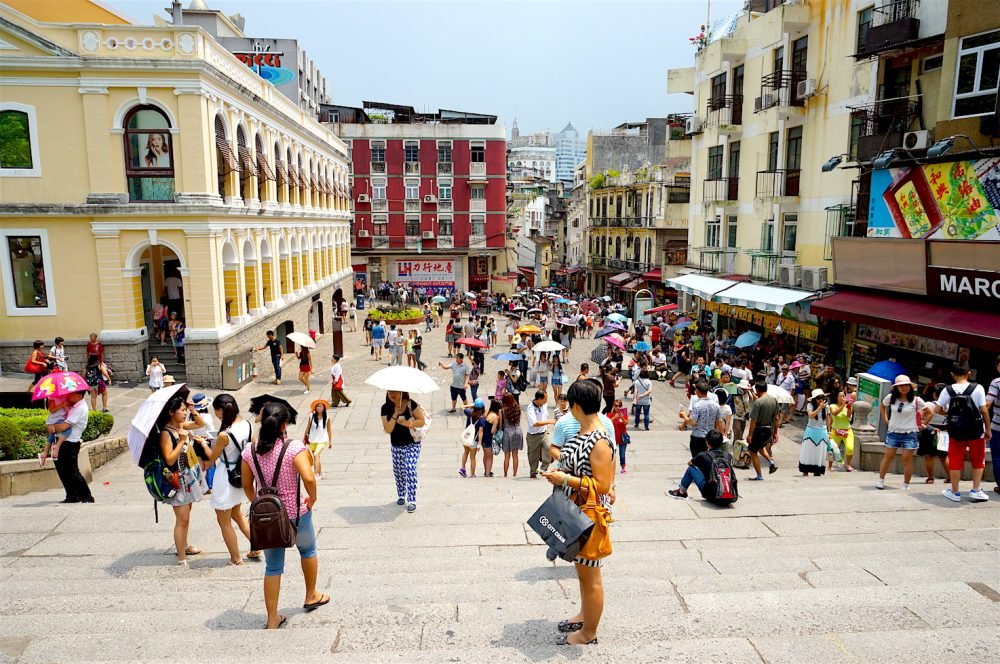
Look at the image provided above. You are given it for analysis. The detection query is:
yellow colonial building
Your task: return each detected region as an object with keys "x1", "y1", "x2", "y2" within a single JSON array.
[{"x1": 0, "y1": 1, "x2": 352, "y2": 387}]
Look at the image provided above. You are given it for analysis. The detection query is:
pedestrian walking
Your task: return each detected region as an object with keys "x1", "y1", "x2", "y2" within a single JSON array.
[
  {"x1": 348, "y1": 301, "x2": 357, "y2": 332},
  {"x1": 917, "y1": 383, "x2": 950, "y2": 484},
  {"x1": 610, "y1": 399, "x2": 630, "y2": 473},
  {"x1": 329, "y1": 355, "x2": 351, "y2": 407},
  {"x1": 207, "y1": 394, "x2": 259, "y2": 565},
  {"x1": 49, "y1": 337, "x2": 67, "y2": 372},
  {"x1": 84, "y1": 353, "x2": 110, "y2": 412},
  {"x1": 744, "y1": 381, "x2": 779, "y2": 480},
  {"x1": 930, "y1": 362, "x2": 991, "y2": 502},
  {"x1": 253, "y1": 331, "x2": 284, "y2": 385},
  {"x1": 47, "y1": 389, "x2": 94, "y2": 503},
  {"x1": 240, "y1": 402, "x2": 327, "y2": 629},
  {"x1": 304, "y1": 400, "x2": 333, "y2": 480},
  {"x1": 25, "y1": 340, "x2": 49, "y2": 389},
  {"x1": 986, "y1": 356, "x2": 1000, "y2": 494},
  {"x1": 830, "y1": 389, "x2": 855, "y2": 471},
  {"x1": 542, "y1": 379, "x2": 615, "y2": 646},
  {"x1": 296, "y1": 345, "x2": 313, "y2": 395},
  {"x1": 380, "y1": 391, "x2": 427, "y2": 512},
  {"x1": 405, "y1": 329, "x2": 418, "y2": 368},
  {"x1": 633, "y1": 369, "x2": 653, "y2": 431},
  {"x1": 459, "y1": 399, "x2": 484, "y2": 478},
  {"x1": 371, "y1": 320, "x2": 386, "y2": 361},
  {"x1": 412, "y1": 331, "x2": 426, "y2": 370},
  {"x1": 525, "y1": 390, "x2": 555, "y2": 478},
  {"x1": 600, "y1": 365, "x2": 618, "y2": 415},
  {"x1": 800, "y1": 389, "x2": 832, "y2": 477},
  {"x1": 439, "y1": 353, "x2": 471, "y2": 413},
  {"x1": 478, "y1": 399, "x2": 501, "y2": 477}
]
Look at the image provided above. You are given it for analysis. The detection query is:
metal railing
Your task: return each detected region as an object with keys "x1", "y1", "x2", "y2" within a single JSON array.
[
  {"x1": 849, "y1": 96, "x2": 920, "y2": 138},
  {"x1": 703, "y1": 177, "x2": 740, "y2": 202},
  {"x1": 589, "y1": 216, "x2": 655, "y2": 228},
  {"x1": 437, "y1": 162, "x2": 453, "y2": 175},
  {"x1": 404, "y1": 161, "x2": 420, "y2": 174},
  {"x1": 755, "y1": 169, "x2": 801, "y2": 198},
  {"x1": 706, "y1": 95, "x2": 744, "y2": 126},
  {"x1": 371, "y1": 161, "x2": 386, "y2": 174},
  {"x1": 756, "y1": 70, "x2": 806, "y2": 111}
]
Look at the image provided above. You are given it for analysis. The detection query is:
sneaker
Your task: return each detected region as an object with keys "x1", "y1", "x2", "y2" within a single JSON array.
[
  {"x1": 621, "y1": 466, "x2": 627, "y2": 474},
  {"x1": 747, "y1": 476, "x2": 764, "y2": 481},
  {"x1": 666, "y1": 488, "x2": 688, "y2": 499},
  {"x1": 902, "y1": 483, "x2": 910, "y2": 491},
  {"x1": 396, "y1": 498, "x2": 405, "y2": 506},
  {"x1": 968, "y1": 488, "x2": 990, "y2": 503},
  {"x1": 304, "y1": 390, "x2": 310, "y2": 395},
  {"x1": 768, "y1": 464, "x2": 778, "y2": 474},
  {"x1": 406, "y1": 503, "x2": 416, "y2": 513},
  {"x1": 458, "y1": 468, "x2": 467, "y2": 477},
  {"x1": 941, "y1": 489, "x2": 961, "y2": 502},
  {"x1": 875, "y1": 478, "x2": 885, "y2": 490}
]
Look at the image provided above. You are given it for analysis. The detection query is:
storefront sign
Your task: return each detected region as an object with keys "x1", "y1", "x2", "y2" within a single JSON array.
[
  {"x1": 857, "y1": 324, "x2": 959, "y2": 359},
  {"x1": 927, "y1": 266, "x2": 1000, "y2": 305},
  {"x1": 705, "y1": 301, "x2": 819, "y2": 340},
  {"x1": 394, "y1": 259, "x2": 456, "y2": 289}
]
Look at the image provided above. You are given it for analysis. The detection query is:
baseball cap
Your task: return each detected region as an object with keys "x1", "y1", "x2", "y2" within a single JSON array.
[{"x1": 473, "y1": 398, "x2": 485, "y2": 409}]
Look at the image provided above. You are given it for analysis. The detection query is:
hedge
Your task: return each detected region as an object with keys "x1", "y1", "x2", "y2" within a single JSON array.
[
  {"x1": 0, "y1": 409, "x2": 114, "y2": 461},
  {"x1": 367, "y1": 307, "x2": 423, "y2": 322}
]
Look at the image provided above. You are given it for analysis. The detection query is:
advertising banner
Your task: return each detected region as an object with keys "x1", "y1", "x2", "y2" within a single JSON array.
[
  {"x1": 394, "y1": 259, "x2": 456, "y2": 290},
  {"x1": 857, "y1": 373, "x2": 890, "y2": 440},
  {"x1": 868, "y1": 159, "x2": 1000, "y2": 241}
]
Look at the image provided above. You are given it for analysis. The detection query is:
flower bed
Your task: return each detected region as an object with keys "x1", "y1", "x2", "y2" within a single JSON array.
[{"x1": 367, "y1": 308, "x2": 425, "y2": 326}]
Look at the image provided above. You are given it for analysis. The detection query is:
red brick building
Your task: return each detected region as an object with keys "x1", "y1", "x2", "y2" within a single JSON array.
[{"x1": 323, "y1": 102, "x2": 508, "y2": 293}]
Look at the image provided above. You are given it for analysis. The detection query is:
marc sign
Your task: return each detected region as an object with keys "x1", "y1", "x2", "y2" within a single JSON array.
[{"x1": 927, "y1": 266, "x2": 1000, "y2": 304}]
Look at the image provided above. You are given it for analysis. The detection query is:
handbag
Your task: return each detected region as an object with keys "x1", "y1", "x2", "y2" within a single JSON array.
[
  {"x1": 527, "y1": 486, "x2": 594, "y2": 562},
  {"x1": 576, "y1": 476, "x2": 613, "y2": 561},
  {"x1": 411, "y1": 416, "x2": 431, "y2": 442},
  {"x1": 462, "y1": 424, "x2": 478, "y2": 449},
  {"x1": 621, "y1": 431, "x2": 631, "y2": 445},
  {"x1": 936, "y1": 430, "x2": 950, "y2": 453}
]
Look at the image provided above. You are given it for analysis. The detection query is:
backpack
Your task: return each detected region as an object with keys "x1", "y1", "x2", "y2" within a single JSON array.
[
  {"x1": 143, "y1": 457, "x2": 179, "y2": 503},
  {"x1": 945, "y1": 383, "x2": 984, "y2": 440},
  {"x1": 248, "y1": 440, "x2": 300, "y2": 550},
  {"x1": 704, "y1": 450, "x2": 738, "y2": 506},
  {"x1": 221, "y1": 422, "x2": 252, "y2": 489}
]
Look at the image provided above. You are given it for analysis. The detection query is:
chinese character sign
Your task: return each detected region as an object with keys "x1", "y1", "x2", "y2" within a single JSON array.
[
  {"x1": 394, "y1": 260, "x2": 457, "y2": 289},
  {"x1": 868, "y1": 159, "x2": 1000, "y2": 241}
]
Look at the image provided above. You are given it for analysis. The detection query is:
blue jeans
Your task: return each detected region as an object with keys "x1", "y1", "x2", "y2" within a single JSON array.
[
  {"x1": 619, "y1": 441, "x2": 628, "y2": 466},
  {"x1": 271, "y1": 357, "x2": 282, "y2": 381},
  {"x1": 680, "y1": 465, "x2": 705, "y2": 492},
  {"x1": 634, "y1": 404, "x2": 650, "y2": 429},
  {"x1": 263, "y1": 509, "x2": 316, "y2": 577},
  {"x1": 990, "y1": 428, "x2": 1000, "y2": 486}
]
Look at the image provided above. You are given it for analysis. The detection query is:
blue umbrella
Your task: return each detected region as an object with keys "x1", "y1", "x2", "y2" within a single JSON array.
[
  {"x1": 607, "y1": 313, "x2": 629, "y2": 324},
  {"x1": 594, "y1": 327, "x2": 620, "y2": 339},
  {"x1": 492, "y1": 352, "x2": 523, "y2": 361},
  {"x1": 866, "y1": 360, "x2": 908, "y2": 382},
  {"x1": 431, "y1": 295, "x2": 448, "y2": 304},
  {"x1": 668, "y1": 320, "x2": 695, "y2": 333},
  {"x1": 633, "y1": 341, "x2": 652, "y2": 352},
  {"x1": 734, "y1": 331, "x2": 762, "y2": 348},
  {"x1": 555, "y1": 298, "x2": 571, "y2": 304}
]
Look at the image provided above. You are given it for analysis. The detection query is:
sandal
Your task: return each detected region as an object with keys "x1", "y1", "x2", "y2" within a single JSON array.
[
  {"x1": 227, "y1": 559, "x2": 243, "y2": 566},
  {"x1": 184, "y1": 546, "x2": 202, "y2": 555},
  {"x1": 556, "y1": 635, "x2": 598, "y2": 646},
  {"x1": 924, "y1": 478, "x2": 935, "y2": 484},
  {"x1": 558, "y1": 620, "x2": 583, "y2": 633},
  {"x1": 246, "y1": 550, "x2": 262, "y2": 560},
  {"x1": 264, "y1": 615, "x2": 287, "y2": 630},
  {"x1": 303, "y1": 593, "x2": 331, "y2": 611}
]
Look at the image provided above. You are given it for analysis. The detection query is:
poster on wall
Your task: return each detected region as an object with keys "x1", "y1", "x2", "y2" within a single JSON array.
[
  {"x1": 857, "y1": 373, "x2": 890, "y2": 441},
  {"x1": 868, "y1": 159, "x2": 1000, "y2": 240},
  {"x1": 394, "y1": 259, "x2": 456, "y2": 292}
]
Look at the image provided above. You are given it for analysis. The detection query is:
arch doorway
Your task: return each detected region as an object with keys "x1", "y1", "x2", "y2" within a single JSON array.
[
  {"x1": 276, "y1": 319, "x2": 294, "y2": 354},
  {"x1": 138, "y1": 244, "x2": 183, "y2": 331},
  {"x1": 308, "y1": 300, "x2": 324, "y2": 335}
]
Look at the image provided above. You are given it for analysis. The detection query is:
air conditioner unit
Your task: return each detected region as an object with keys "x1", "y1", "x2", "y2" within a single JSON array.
[
  {"x1": 423, "y1": 194, "x2": 438, "y2": 203},
  {"x1": 903, "y1": 130, "x2": 930, "y2": 150},
  {"x1": 777, "y1": 263, "x2": 802, "y2": 287},
  {"x1": 761, "y1": 93, "x2": 776, "y2": 109},
  {"x1": 801, "y1": 266, "x2": 829, "y2": 291},
  {"x1": 356, "y1": 193, "x2": 370, "y2": 202},
  {"x1": 357, "y1": 229, "x2": 370, "y2": 238},
  {"x1": 685, "y1": 116, "x2": 702, "y2": 135},
  {"x1": 796, "y1": 78, "x2": 817, "y2": 99},
  {"x1": 421, "y1": 231, "x2": 435, "y2": 239}
]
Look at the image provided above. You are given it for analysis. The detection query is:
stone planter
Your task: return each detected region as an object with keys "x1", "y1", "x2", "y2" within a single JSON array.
[{"x1": 0, "y1": 435, "x2": 127, "y2": 498}]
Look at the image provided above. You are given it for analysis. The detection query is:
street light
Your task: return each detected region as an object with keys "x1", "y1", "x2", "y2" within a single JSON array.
[
  {"x1": 821, "y1": 153, "x2": 852, "y2": 172},
  {"x1": 926, "y1": 134, "x2": 979, "y2": 158},
  {"x1": 872, "y1": 150, "x2": 897, "y2": 169}
]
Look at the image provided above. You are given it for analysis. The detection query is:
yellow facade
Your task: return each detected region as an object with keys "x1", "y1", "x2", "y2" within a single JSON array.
[
  {"x1": 669, "y1": 0, "x2": 876, "y2": 283},
  {"x1": 0, "y1": 4, "x2": 352, "y2": 386}
]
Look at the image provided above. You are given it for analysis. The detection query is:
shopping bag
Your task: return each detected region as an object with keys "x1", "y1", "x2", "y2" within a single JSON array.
[
  {"x1": 936, "y1": 430, "x2": 949, "y2": 453},
  {"x1": 527, "y1": 487, "x2": 593, "y2": 562}
]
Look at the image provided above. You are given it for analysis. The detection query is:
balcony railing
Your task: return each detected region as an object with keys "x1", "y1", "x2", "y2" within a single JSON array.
[
  {"x1": 668, "y1": 190, "x2": 691, "y2": 204},
  {"x1": 371, "y1": 161, "x2": 386, "y2": 174},
  {"x1": 470, "y1": 199, "x2": 486, "y2": 212},
  {"x1": 824, "y1": 203, "x2": 866, "y2": 260},
  {"x1": 755, "y1": 169, "x2": 800, "y2": 198},
  {"x1": 706, "y1": 95, "x2": 744, "y2": 127},
  {"x1": 404, "y1": 236, "x2": 419, "y2": 249},
  {"x1": 404, "y1": 161, "x2": 420, "y2": 175},
  {"x1": 437, "y1": 161, "x2": 453, "y2": 175},
  {"x1": 755, "y1": 70, "x2": 806, "y2": 111},
  {"x1": 469, "y1": 234, "x2": 487, "y2": 248},
  {"x1": 372, "y1": 235, "x2": 389, "y2": 248},
  {"x1": 860, "y1": 0, "x2": 921, "y2": 55},
  {"x1": 438, "y1": 200, "x2": 453, "y2": 212},
  {"x1": 703, "y1": 177, "x2": 740, "y2": 203},
  {"x1": 372, "y1": 199, "x2": 388, "y2": 212},
  {"x1": 437, "y1": 235, "x2": 454, "y2": 249},
  {"x1": 469, "y1": 162, "x2": 487, "y2": 178},
  {"x1": 589, "y1": 216, "x2": 654, "y2": 228},
  {"x1": 849, "y1": 96, "x2": 921, "y2": 161}
]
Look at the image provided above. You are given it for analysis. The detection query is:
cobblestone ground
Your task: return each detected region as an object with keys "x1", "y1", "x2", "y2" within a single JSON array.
[{"x1": 1, "y1": 308, "x2": 998, "y2": 662}]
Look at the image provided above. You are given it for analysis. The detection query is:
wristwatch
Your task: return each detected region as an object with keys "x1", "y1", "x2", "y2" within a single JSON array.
[{"x1": 561, "y1": 474, "x2": 569, "y2": 487}]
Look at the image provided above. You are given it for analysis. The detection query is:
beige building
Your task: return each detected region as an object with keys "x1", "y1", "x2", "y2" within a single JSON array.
[
  {"x1": 668, "y1": 0, "x2": 879, "y2": 286},
  {"x1": 0, "y1": 1, "x2": 352, "y2": 387}
]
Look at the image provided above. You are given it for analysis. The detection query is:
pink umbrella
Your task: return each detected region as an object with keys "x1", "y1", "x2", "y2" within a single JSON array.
[
  {"x1": 557, "y1": 317, "x2": 576, "y2": 326},
  {"x1": 607, "y1": 322, "x2": 626, "y2": 331},
  {"x1": 32, "y1": 371, "x2": 89, "y2": 401},
  {"x1": 676, "y1": 316, "x2": 693, "y2": 324},
  {"x1": 603, "y1": 335, "x2": 625, "y2": 350}
]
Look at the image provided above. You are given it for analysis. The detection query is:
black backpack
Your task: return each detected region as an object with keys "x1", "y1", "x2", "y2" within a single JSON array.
[
  {"x1": 221, "y1": 422, "x2": 251, "y2": 489},
  {"x1": 248, "y1": 440, "x2": 300, "y2": 550},
  {"x1": 945, "y1": 383, "x2": 984, "y2": 440},
  {"x1": 704, "y1": 449, "x2": 739, "y2": 506}
]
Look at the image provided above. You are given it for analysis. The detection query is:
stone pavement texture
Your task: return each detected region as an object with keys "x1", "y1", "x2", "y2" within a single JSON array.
[{"x1": 1, "y1": 311, "x2": 999, "y2": 663}]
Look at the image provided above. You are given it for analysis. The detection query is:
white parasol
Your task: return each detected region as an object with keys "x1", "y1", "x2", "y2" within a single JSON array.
[
  {"x1": 286, "y1": 331, "x2": 316, "y2": 349},
  {"x1": 365, "y1": 366, "x2": 440, "y2": 394},
  {"x1": 767, "y1": 384, "x2": 795, "y2": 405},
  {"x1": 532, "y1": 340, "x2": 566, "y2": 353},
  {"x1": 128, "y1": 383, "x2": 189, "y2": 465}
]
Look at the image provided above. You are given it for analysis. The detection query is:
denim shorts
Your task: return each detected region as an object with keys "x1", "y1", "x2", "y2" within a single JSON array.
[
  {"x1": 263, "y1": 509, "x2": 317, "y2": 577},
  {"x1": 885, "y1": 431, "x2": 919, "y2": 450}
]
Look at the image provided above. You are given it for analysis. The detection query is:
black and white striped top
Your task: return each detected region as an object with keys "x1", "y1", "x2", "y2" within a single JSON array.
[{"x1": 559, "y1": 428, "x2": 615, "y2": 509}]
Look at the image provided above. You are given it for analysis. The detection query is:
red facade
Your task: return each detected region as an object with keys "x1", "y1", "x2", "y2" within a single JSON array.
[{"x1": 350, "y1": 137, "x2": 507, "y2": 251}]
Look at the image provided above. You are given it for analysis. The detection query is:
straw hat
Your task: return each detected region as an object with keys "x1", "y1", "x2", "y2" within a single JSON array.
[
  {"x1": 892, "y1": 374, "x2": 916, "y2": 387},
  {"x1": 738, "y1": 379, "x2": 753, "y2": 390},
  {"x1": 163, "y1": 375, "x2": 176, "y2": 385},
  {"x1": 310, "y1": 399, "x2": 331, "y2": 412}
]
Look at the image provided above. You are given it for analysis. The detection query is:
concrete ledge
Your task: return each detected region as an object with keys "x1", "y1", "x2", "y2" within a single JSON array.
[
  {"x1": 859, "y1": 441, "x2": 995, "y2": 483},
  {"x1": 0, "y1": 436, "x2": 127, "y2": 499}
]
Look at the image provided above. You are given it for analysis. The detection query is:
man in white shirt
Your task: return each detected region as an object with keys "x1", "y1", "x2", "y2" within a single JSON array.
[
  {"x1": 525, "y1": 390, "x2": 557, "y2": 478},
  {"x1": 48, "y1": 391, "x2": 94, "y2": 503},
  {"x1": 932, "y1": 362, "x2": 991, "y2": 503},
  {"x1": 329, "y1": 355, "x2": 351, "y2": 406},
  {"x1": 163, "y1": 272, "x2": 183, "y2": 318},
  {"x1": 775, "y1": 365, "x2": 796, "y2": 424}
]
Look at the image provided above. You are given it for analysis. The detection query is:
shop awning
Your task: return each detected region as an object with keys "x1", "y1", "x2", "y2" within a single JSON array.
[
  {"x1": 566, "y1": 266, "x2": 583, "y2": 274},
  {"x1": 665, "y1": 273, "x2": 734, "y2": 300},
  {"x1": 713, "y1": 282, "x2": 815, "y2": 313},
  {"x1": 608, "y1": 272, "x2": 633, "y2": 286},
  {"x1": 642, "y1": 268, "x2": 662, "y2": 281},
  {"x1": 811, "y1": 291, "x2": 1000, "y2": 352},
  {"x1": 621, "y1": 278, "x2": 644, "y2": 291}
]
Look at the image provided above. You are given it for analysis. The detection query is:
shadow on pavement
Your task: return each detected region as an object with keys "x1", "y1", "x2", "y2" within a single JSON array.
[
  {"x1": 494, "y1": 618, "x2": 584, "y2": 660},
  {"x1": 205, "y1": 608, "x2": 267, "y2": 631},
  {"x1": 105, "y1": 547, "x2": 175, "y2": 578},
  {"x1": 513, "y1": 564, "x2": 576, "y2": 585},
  {"x1": 333, "y1": 503, "x2": 404, "y2": 525}
]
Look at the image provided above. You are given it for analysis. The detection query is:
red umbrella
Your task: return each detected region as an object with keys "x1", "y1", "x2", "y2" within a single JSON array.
[
  {"x1": 456, "y1": 337, "x2": 488, "y2": 349},
  {"x1": 579, "y1": 300, "x2": 599, "y2": 314},
  {"x1": 644, "y1": 303, "x2": 678, "y2": 314}
]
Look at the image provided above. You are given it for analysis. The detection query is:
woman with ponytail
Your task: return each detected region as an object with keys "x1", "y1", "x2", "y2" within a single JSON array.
[
  {"x1": 240, "y1": 402, "x2": 327, "y2": 629},
  {"x1": 207, "y1": 394, "x2": 259, "y2": 565}
]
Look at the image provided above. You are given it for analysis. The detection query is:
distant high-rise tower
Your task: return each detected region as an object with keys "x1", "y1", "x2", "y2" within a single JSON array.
[
  {"x1": 511, "y1": 117, "x2": 520, "y2": 141},
  {"x1": 555, "y1": 121, "x2": 584, "y2": 183}
]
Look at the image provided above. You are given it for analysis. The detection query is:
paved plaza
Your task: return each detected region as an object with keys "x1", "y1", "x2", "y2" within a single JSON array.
[{"x1": 1, "y1": 315, "x2": 998, "y2": 663}]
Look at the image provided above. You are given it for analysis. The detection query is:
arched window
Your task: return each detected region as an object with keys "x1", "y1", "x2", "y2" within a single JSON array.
[
  {"x1": 614, "y1": 236, "x2": 621, "y2": 259},
  {"x1": 255, "y1": 134, "x2": 267, "y2": 202},
  {"x1": 645, "y1": 237, "x2": 652, "y2": 264},
  {"x1": 124, "y1": 105, "x2": 174, "y2": 201},
  {"x1": 214, "y1": 115, "x2": 229, "y2": 197},
  {"x1": 235, "y1": 126, "x2": 249, "y2": 203},
  {"x1": 0, "y1": 104, "x2": 38, "y2": 175}
]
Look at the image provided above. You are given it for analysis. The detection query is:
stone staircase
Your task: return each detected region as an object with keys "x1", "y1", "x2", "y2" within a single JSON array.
[{"x1": 145, "y1": 339, "x2": 186, "y2": 384}]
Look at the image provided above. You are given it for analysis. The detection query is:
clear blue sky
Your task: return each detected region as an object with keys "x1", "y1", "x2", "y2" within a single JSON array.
[{"x1": 107, "y1": 0, "x2": 743, "y2": 135}]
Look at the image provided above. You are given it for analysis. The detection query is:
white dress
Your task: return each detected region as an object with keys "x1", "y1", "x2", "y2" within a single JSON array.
[{"x1": 211, "y1": 419, "x2": 252, "y2": 510}]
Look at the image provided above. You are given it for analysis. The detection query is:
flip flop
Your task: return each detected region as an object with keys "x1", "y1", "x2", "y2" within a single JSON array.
[
  {"x1": 557, "y1": 620, "x2": 583, "y2": 633},
  {"x1": 246, "y1": 551, "x2": 262, "y2": 560},
  {"x1": 303, "y1": 593, "x2": 330, "y2": 611},
  {"x1": 556, "y1": 635, "x2": 598, "y2": 646},
  {"x1": 184, "y1": 546, "x2": 202, "y2": 555},
  {"x1": 264, "y1": 615, "x2": 287, "y2": 630}
]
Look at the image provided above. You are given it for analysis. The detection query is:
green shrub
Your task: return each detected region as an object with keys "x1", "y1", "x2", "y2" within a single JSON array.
[
  {"x1": 82, "y1": 411, "x2": 114, "y2": 441},
  {"x1": 0, "y1": 417, "x2": 36, "y2": 462},
  {"x1": 0, "y1": 409, "x2": 114, "y2": 461},
  {"x1": 368, "y1": 307, "x2": 423, "y2": 321}
]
